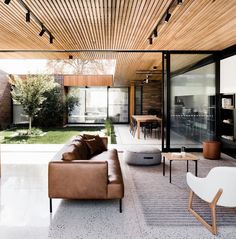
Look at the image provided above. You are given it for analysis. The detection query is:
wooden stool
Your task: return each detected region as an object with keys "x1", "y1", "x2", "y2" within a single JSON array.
[{"x1": 203, "y1": 141, "x2": 221, "y2": 159}]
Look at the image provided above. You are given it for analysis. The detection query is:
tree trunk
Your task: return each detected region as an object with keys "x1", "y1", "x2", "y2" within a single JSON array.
[{"x1": 29, "y1": 116, "x2": 32, "y2": 134}]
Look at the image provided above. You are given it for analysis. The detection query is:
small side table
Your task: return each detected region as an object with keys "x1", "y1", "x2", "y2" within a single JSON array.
[
  {"x1": 203, "y1": 141, "x2": 221, "y2": 159},
  {"x1": 162, "y1": 153, "x2": 199, "y2": 183}
]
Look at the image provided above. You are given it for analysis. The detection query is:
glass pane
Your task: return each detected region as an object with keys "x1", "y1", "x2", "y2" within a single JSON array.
[
  {"x1": 68, "y1": 87, "x2": 85, "y2": 123},
  {"x1": 108, "y1": 88, "x2": 129, "y2": 123},
  {"x1": 68, "y1": 87, "x2": 107, "y2": 123},
  {"x1": 86, "y1": 88, "x2": 107, "y2": 123},
  {"x1": 135, "y1": 86, "x2": 142, "y2": 115},
  {"x1": 170, "y1": 54, "x2": 215, "y2": 148}
]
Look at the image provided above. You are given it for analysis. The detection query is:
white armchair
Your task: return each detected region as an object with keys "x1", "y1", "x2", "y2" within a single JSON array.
[{"x1": 186, "y1": 167, "x2": 236, "y2": 235}]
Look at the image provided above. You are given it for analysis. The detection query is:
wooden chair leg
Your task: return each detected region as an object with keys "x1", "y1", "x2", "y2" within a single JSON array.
[{"x1": 188, "y1": 189, "x2": 223, "y2": 235}]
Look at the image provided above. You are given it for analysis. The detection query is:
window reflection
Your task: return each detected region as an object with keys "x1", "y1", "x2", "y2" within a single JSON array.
[
  {"x1": 170, "y1": 60, "x2": 215, "y2": 148},
  {"x1": 68, "y1": 87, "x2": 129, "y2": 123}
]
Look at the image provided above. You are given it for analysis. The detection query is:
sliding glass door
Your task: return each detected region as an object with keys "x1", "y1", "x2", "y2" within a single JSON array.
[
  {"x1": 163, "y1": 53, "x2": 217, "y2": 150},
  {"x1": 68, "y1": 87, "x2": 129, "y2": 123}
]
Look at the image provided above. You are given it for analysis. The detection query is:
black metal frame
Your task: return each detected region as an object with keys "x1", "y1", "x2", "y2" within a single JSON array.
[
  {"x1": 216, "y1": 44, "x2": 236, "y2": 157},
  {"x1": 0, "y1": 49, "x2": 220, "y2": 53},
  {"x1": 67, "y1": 86, "x2": 130, "y2": 125},
  {"x1": 162, "y1": 51, "x2": 221, "y2": 152},
  {"x1": 49, "y1": 198, "x2": 123, "y2": 213},
  {"x1": 162, "y1": 156, "x2": 198, "y2": 183}
]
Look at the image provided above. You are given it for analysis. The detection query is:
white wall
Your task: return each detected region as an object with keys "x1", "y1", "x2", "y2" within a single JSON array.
[{"x1": 220, "y1": 55, "x2": 236, "y2": 93}]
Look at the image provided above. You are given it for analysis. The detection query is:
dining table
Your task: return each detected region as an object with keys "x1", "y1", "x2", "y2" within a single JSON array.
[{"x1": 132, "y1": 115, "x2": 162, "y2": 139}]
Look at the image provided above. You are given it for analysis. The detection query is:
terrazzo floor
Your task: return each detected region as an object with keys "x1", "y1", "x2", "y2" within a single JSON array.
[{"x1": 1, "y1": 144, "x2": 236, "y2": 239}]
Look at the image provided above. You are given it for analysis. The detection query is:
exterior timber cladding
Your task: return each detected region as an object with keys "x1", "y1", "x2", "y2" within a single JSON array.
[{"x1": 0, "y1": 70, "x2": 12, "y2": 129}]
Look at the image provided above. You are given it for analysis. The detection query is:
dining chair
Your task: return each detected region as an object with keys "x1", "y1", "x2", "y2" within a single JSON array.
[
  {"x1": 186, "y1": 167, "x2": 236, "y2": 235},
  {"x1": 129, "y1": 117, "x2": 137, "y2": 137},
  {"x1": 143, "y1": 120, "x2": 153, "y2": 139}
]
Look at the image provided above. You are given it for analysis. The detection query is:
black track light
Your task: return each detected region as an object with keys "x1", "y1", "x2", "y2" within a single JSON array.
[
  {"x1": 26, "y1": 10, "x2": 30, "y2": 22},
  {"x1": 165, "y1": 11, "x2": 171, "y2": 22},
  {"x1": 177, "y1": 0, "x2": 183, "y2": 4},
  {"x1": 4, "y1": 0, "x2": 11, "y2": 4},
  {"x1": 49, "y1": 34, "x2": 54, "y2": 44},
  {"x1": 153, "y1": 28, "x2": 158, "y2": 38},
  {"x1": 69, "y1": 55, "x2": 73, "y2": 60},
  {"x1": 148, "y1": 37, "x2": 153, "y2": 45},
  {"x1": 39, "y1": 26, "x2": 46, "y2": 36}
]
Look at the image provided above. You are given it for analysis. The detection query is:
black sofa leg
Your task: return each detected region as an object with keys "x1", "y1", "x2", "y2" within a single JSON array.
[
  {"x1": 119, "y1": 199, "x2": 122, "y2": 213},
  {"x1": 49, "y1": 198, "x2": 52, "y2": 213}
]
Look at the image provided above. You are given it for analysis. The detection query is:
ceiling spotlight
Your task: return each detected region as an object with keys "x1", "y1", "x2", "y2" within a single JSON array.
[
  {"x1": 153, "y1": 28, "x2": 158, "y2": 38},
  {"x1": 165, "y1": 10, "x2": 172, "y2": 22},
  {"x1": 148, "y1": 37, "x2": 153, "y2": 45},
  {"x1": 26, "y1": 10, "x2": 30, "y2": 22},
  {"x1": 69, "y1": 55, "x2": 73, "y2": 60},
  {"x1": 4, "y1": 0, "x2": 11, "y2": 4},
  {"x1": 49, "y1": 34, "x2": 54, "y2": 44},
  {"x1": 177, "y1": 0, "x2": 183, "y2": 4},
  {"x1": 39, "y1": 26, "x2": 46, "y2": 36}
]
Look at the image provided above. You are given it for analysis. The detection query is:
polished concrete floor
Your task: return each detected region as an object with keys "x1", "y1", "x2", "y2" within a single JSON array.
[
  {"x1": 0, "y1": 127, "x2": 235, "y2": 239},
  {"x1": 1, "y1": 147, "x2": 236, "y2": 239},
  {"x1": 0, "y1": 145, "x2": 144, "y2": 239}
]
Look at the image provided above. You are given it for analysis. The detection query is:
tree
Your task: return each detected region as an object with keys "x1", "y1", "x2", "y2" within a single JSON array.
[
  {"x1": 36, "y1": 86, "x2": 78, "y2": 127},
  {"x1": 9, "y1": 74, "x2": 57, "y2": 133},
  {"x1": 46, "y1": 59, "x2": 107, "y2": 75}
]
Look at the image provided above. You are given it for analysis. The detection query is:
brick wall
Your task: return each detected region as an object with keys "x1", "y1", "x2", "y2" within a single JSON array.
[
  {"x1": 0, "y1": 70, "x2": 12, "y2": 128},
  {"x1": 142, "y1": 81, "x2": 162, "y2": 115}
]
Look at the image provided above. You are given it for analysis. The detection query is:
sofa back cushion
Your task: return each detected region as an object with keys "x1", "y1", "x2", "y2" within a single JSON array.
[
  {"x1": 83, "y1": 134, "x2": 107, "y2": 156},
  {"x1": 62, "y1": 140, "x2": 89, "y2": 161},
  {"x1": 62, "y1": 144, "x2": 81, "y2": 161},
  {"x1": 73, "y1": 136, "x2": 90, "y2": 159}
]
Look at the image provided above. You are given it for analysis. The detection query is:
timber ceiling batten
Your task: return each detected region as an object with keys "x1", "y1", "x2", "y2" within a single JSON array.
[
  {"x1": 0, "y1": 0, "x2": 236, "y2": 86},
  {"x1": 4, "y1": 0, "x2": 56, "y2": 45},
  {"x1": 0, "y1": 0, "x2": 235, "y2": 51}
]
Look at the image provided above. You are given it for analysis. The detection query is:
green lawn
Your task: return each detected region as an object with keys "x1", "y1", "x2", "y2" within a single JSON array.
[{"x1": 0, "y1": 126, "x2": 116, "y2": 144}]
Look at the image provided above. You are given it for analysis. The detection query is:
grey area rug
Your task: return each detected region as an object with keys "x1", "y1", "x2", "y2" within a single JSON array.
[{"x1": 129, "y1": 157, "x2": 236, "y2": 227}]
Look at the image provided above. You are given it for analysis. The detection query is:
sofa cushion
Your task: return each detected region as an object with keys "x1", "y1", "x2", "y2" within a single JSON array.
[
  {"x1": 62, "y1": 140, "x2": 90, "y2": 161},
  {"x1": 83, "y1": 134, "x2": 107, "y2": 156},
  {"x1": 62, "y1": 144, "x2": 81, "y2": 161},
  {"x1": 83, "y1": 134, "x2": 106, "y2": 150},
  {"x1": 72, "y1": 136, "x2": 90, "y2": 159},
  {"x1": 91, "y1": 149, "x2": 123, "y2": 185}
]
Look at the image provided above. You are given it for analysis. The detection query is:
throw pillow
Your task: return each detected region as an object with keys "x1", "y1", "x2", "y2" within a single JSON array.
[
  {"x1": 83, "y1": 134, "x2": 107, "y2": 151},
  {"x1": 72, "y1": 136, "x2": 90, "y2": 159},
  {"x1": 84, "y1": 138, "x2": 105, "y2": 156},
  {"x1": 62, "y1": 144, "x2": 80, "y2": 161}
]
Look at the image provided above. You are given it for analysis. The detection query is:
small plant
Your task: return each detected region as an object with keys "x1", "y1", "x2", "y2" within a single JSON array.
[{"x1": 104, "y1": 118, "x2": 112, "y2": 136}]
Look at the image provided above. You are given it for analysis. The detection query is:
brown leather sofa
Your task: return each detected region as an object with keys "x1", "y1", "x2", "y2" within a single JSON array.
[{"x1": 48, "y1": 137, "x2": 124, "y2": 213}]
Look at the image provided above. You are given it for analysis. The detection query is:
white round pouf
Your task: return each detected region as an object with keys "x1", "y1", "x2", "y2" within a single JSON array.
[{"x1": 124, "y1": 146, "x2": 161, "y2": 166}]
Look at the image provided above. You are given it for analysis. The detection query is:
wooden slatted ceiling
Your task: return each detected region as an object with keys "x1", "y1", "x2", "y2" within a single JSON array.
[
  {"x1": 64, "y1": 75, "x2": 113, "y2": 87},
  {"x1": 0, "y1": 0, "x2": 235, "y2": 86}
]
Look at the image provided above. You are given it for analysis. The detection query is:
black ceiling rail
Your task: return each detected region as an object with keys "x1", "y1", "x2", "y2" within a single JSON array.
[
  {"x1": 4, "y1": 0, "x2": 55, "y2": 44},
  {"x1": 148, "y1": 0, "x2": 183, "y2": 45}
]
